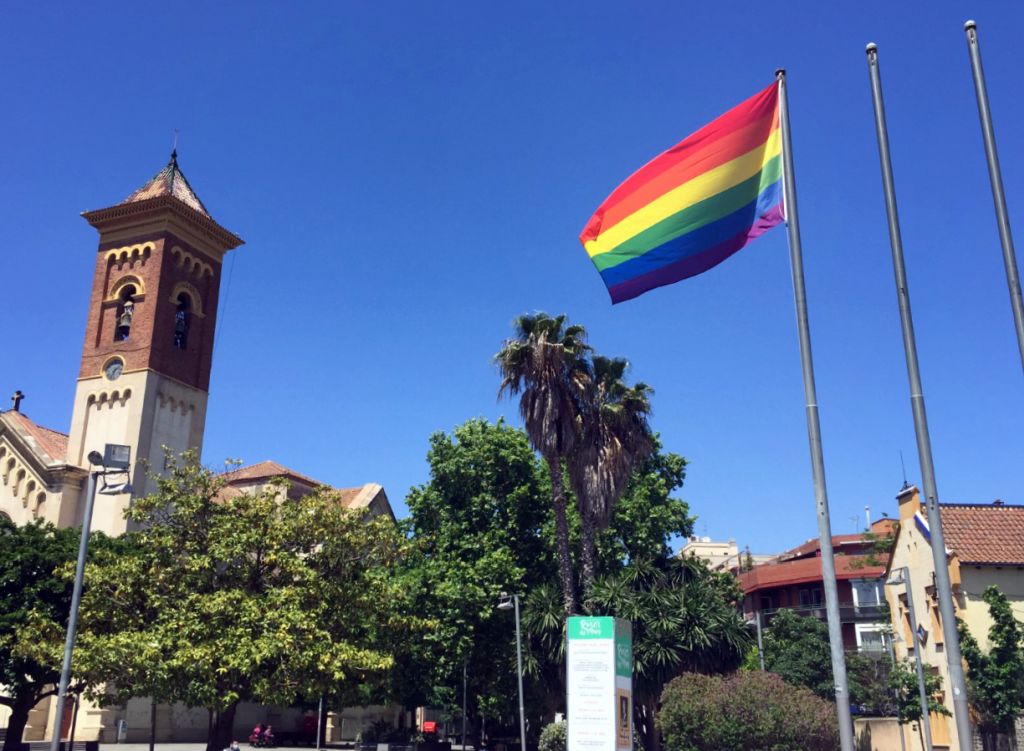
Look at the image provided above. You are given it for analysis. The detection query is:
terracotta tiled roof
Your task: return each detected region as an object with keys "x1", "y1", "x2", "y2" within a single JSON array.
[
  {"x1": 122, "y1": 152, "x2": 210, "y2": 217},
  {"x1": 776, "y1": 519, "x2": 896, "y2": 562},
  {"x1": 939, "y1": 503, "x2": 1024, "y2": 565},
  {"x1": 777, "y1": 533, "x2": 864, "y2": 561},
  {"x1": 739, "y1": 554, "x2": 888, "y2": 595},
  {"x1": 335, "y1": 487, "x2": 364, "y2": 508},
  {"x1": 4, "y1": 411, "x2": 68, "y2": 463},
  {"x1": 221, "y1": 460, "x2": 322, "y2": 488},
  {"x1": 220, "y1": 460, "x2": 370, "y2": 510}
]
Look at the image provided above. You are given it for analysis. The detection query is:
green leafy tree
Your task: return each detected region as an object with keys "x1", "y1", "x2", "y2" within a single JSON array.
[
  {"x1": 567, "y1": 355, "x2": 654, "y2": 598},
  {"x1": 887, "y1": 658, "x2": 948, "y2": 724},
  {"x1": 397, "y1": 419, "x2": 553, "y2": 739},
  {"x1": 538, "y1": 721, "x2": 566, "y2": 751},
  {"x1": 61, "y1": 452, "x2": 415, "y2": 751},
  {"x1": 399, "y1": 416, "x2": 721, "y2": 751},
  {"x1": 761, "y1": 608, "x2": 836, "y2": 702},
  {"x1": 0, "y1": 518, "x2": 121, "y2": 751},
  {"x1": 760, "y1": 610, "x2": 907, "y2": 716},
  {"x1": 657, "y1": 671, "x2": 840, "y2": 751},
  {"x1": 958, "y1": 586, "x2": 1024, "y2": 737},
  {"x1": 496, "y1": 312, "x2": 591, "y2": 616}
]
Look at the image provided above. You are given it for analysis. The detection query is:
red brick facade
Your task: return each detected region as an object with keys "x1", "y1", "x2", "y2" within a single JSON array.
[{"x1": 77, "y1": 231, "x2": 222, "y2": 392}]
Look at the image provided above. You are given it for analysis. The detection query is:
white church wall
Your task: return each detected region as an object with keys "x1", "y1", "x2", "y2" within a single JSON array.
[
  {"x1": 81, "y1": 393, "x2": 133, "y2": 458},
  {"x1": 144, "y1": 389, "x2": 194, "y2": 478},
  {"x1": 0, "y1": 439, "x2": 50, "y2": 526}
]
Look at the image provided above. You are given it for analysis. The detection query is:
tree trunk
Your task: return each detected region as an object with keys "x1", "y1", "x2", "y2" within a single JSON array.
[
  {"x1": 579, "y1": 510, "x2": 597, "y2": 606},
  {"x1": 2, "y1": 697, "x2": 34, "y2": 751},
  {"x1": 633, "y1": 694, "x2": 657, "y2": 751},
  {"x1": 547, "y1": 456, "x2": 578, "y2": 616},
  {"x1": 205, "y1": 701, "x2": 239, "y2": 751}
]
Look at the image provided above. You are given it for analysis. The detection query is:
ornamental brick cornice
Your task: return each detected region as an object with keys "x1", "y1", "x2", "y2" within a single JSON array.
[{"x1": 82, "y1": 196, "x2": 243, "y2": 252}]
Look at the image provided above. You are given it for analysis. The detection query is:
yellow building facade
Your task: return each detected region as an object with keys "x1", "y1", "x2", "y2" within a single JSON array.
[{"x1": 885, "y1": 485, "x2": 1024, "y2": 751}]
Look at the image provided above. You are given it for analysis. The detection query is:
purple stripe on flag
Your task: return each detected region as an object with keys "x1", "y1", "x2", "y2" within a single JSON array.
[{"x1": 607, "y1": 203, "x2": 784, "y2": 304}]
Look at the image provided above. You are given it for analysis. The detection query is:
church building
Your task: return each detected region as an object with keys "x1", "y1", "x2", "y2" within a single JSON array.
[{"x1": 0, "y1": 155, "x2": 396, "y2": 742}]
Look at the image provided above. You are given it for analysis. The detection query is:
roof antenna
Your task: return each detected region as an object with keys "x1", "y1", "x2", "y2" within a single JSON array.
[{"x1": 899, "y1": 450, "x2": 910, "y2": 490}]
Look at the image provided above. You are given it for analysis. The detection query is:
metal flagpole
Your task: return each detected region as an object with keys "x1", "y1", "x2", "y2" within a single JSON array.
[
  {"x1": 775, "y1": 69, "x2": 855, "y2": 751},
  {"x1": 865, "y1": 44, "x2": 973, "y2": 751},
  {"x1": 964, "y1": 20, "x2": 1024, "y2": 373}
]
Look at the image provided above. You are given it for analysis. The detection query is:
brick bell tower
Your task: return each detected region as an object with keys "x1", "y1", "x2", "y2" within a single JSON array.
[{"x1": 64, "y1": 152, "x2": 243, "y2": 534}]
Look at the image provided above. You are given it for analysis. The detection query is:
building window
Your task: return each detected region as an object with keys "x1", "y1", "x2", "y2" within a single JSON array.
[
  {"x1": 759, "y1": 595, "x2": 773, "y2": 612},
  {"x1": 174, "y1": 293, "x2": 190, "y2": 350},
  {"x1": 852, "y1": 578, "x2": 884, "y2": 612},
  {"x1": 900, "y1": 605, "x2": 914, "y2": 647},
  {"x1": 855, "y1": 624, "x2": 888, "y2": 654},
  {"x1": 115, "y1": 285, "x2": 137, "y2": 342},
  {"x1": 930, "y1": 604, "x2": 944, "y2": 645},
  {"x1": 799, "y1": 588, "x2": 824, "y2": 607}
]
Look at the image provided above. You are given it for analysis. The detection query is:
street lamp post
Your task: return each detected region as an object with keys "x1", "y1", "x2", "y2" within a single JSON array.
[
  {"x1": 497, "y1": 592, "x2": 526, "y2": 751},
  {"x1": 49, "y1": 445, "x2": 132, "y2": 751},
  {"x1": 745, "y1": 612, "x2": 765, "y2": 671},
  {"x1": 885, "y1": 566, "x2": 933, "y2": 751}
]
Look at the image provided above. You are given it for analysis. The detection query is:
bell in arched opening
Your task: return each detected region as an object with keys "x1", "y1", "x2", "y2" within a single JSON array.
[
  {"x1": 115, "y1": 286, "x2": 137, "y2": 342},
  {"x1": 174, "y1": 293, "x2": 191, "y2": 350}
]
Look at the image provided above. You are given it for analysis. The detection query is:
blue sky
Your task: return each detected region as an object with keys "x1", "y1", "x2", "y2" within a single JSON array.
[{"x1": 3, "y1": 2, "x2": 1022, "y2": 554}]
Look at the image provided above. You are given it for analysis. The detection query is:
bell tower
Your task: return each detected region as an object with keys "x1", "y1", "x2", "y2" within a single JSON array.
[{"x1": 64, "y1": 152, "x2": 243, "y2": 534}]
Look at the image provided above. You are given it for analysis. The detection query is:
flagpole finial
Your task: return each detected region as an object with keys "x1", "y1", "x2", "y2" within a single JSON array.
[
  {"x1": 866, "y1": 42, "x2": 878, "y2": 55},
  {"x1": 965, "y1": 19, "x2": 977, "y2": 31},
  {"x1": 775, "y1": 68, "x2": 786, "y2": 79}
]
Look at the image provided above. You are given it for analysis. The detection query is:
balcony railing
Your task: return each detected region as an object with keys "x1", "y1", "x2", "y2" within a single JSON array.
[{"x1": 756, "y1": 601, "x2": 889, "y2": 623}]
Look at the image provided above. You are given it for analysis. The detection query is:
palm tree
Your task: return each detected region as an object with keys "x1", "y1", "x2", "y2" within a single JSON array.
[
  {"x1": 588, "y1": 556, "x2": 751, "y2": 751},
  {"x1": 496, "y1": 313, "x2": 590, "y2": 616},
  {"x1": 569, "y1": 355, "x2": 654, "y2": 597}
]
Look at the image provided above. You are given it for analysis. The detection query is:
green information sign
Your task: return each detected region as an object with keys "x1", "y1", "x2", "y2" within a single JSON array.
[{"x1": 567, "y1": 616, "x2": 632, "y2": 751}]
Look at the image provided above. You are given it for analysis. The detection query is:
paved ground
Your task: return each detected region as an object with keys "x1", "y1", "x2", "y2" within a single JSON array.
[
  {"x1": 95, "y1": 746, "x2": 469, "y2": 751},
  {"x1": 72, "y1": 746, "x2": 337, "y2": 751}
]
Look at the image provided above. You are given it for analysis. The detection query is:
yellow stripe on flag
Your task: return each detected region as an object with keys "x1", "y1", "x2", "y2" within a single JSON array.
[{"x1": 585, "y1": 128, "x2": 782, "y2": 259}]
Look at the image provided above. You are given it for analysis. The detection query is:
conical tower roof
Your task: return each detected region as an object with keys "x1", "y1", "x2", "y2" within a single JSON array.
[
  {"x1": 83, "y1": 151, "x2": 242, "y2": 253},
  {"x1": 121, "y1": 150, "x2": 210, "y2": 217}
]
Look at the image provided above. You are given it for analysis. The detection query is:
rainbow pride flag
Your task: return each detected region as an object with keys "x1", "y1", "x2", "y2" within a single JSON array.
[{"x1": 580, "y1": 82, "x2": 785, "y2": 304}]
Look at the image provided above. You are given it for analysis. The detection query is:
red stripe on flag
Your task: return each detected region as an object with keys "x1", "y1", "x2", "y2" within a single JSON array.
[{"x1": 581, "y1": 82, "x2": 778, "y2": 245}]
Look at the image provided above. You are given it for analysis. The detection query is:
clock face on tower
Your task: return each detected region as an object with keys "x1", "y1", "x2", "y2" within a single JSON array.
[{"x1": 104, "y1": 359, "x2": 123, "y2": 381}]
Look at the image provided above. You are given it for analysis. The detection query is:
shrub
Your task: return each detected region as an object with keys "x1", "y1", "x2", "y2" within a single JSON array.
[
  {"x1": 658, "y1": 671, "x2": 840, "y2": 751},
  {"x1": 538, "y1": 721, "x2": 566, "y2": 751}
]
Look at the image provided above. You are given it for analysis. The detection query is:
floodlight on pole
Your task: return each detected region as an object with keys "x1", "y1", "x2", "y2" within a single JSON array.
[{"x1": 49, "y1": 444, "x2": 132, "y2": 751}]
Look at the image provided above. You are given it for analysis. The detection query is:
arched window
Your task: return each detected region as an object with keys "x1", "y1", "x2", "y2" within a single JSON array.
[
  {"x1": 115, "y1": 284, "x2": 137, "y2": 342},
  {"x1": 174, "y1": 293, "x2": 191, "y2": 350}
]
